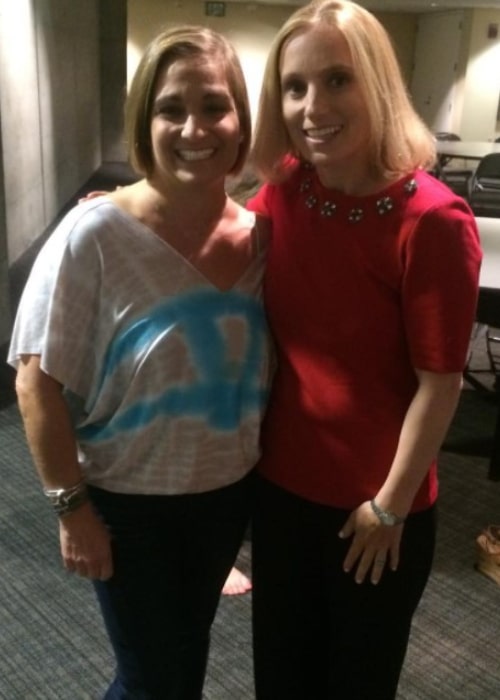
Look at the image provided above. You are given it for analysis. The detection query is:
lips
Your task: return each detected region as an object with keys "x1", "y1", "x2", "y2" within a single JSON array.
[
  {"x1": 176, "y1": 148, "x2": 215, "y2": 161},
  {"x1": 304, "y1": 125, "x2": 343, "y2": 139}
]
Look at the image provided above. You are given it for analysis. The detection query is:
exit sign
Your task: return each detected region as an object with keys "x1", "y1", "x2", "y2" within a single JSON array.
[{"x1": 205, "y1": 2, "x2": 226, "y2": 17}]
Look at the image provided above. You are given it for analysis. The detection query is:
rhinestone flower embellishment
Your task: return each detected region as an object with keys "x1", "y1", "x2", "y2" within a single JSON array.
[
  {"x1": 376, "y1": 196, "x2": 394, "y2": 215},
  {"x1": 404, "y1": 179, "x2": 418, "y2": 195},
  {"x1": 348, "y1": 208, "x2": 364, "y2": 223},
  {"x1": 320, "y1": 201, "x2": 337, "y2": 217}
]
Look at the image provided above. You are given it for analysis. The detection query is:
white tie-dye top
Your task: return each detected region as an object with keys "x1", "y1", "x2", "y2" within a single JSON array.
[{"x1": 8, "y1": 198, "x2": 271, "y2": 494}]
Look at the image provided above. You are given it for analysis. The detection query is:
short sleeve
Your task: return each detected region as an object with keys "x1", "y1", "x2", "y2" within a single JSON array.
[
  {"x1": 8, "y1": 205, "x2": 102, "y2": 398},
  {"x1": 402, "y1": 200, "x2": 482, "y2": 372}
]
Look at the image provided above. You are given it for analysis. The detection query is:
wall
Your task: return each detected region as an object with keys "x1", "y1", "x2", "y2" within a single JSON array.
[
  {"x1": 0, "y1": 0, "x2": 127, "y2": 346},
  {"x1": 100, "y1": 0, "x2": 128, "y2": 162},
  {"x1": 451, "y1": 9, "x2": 473, "y2": 137},
  {"x1": 0, "y1": 0, "x2": 101, "y2": 268},
  {"x1": 0, "y1": 113, "x2": 7, "y2": 345},
  {"x1": 127, "y1": 0, "x2": 290, "y2": 124},
  {"x1": 460, "y1": 9, "x2": 500, "y2": 140},
  {"x1": 127, "y1": 0, "x2": 417, "y2": 124}
]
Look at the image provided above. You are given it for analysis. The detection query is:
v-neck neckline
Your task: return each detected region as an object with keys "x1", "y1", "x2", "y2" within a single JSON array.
[{"x1": 104, "y1": 199, "x2": 260, "y2": 293}]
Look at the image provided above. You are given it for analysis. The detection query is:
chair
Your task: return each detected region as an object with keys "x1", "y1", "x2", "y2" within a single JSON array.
[
  {"x1": 433, "y1": 132, "x2": 473, "y2": 197},
  {"x1": 468, "y1": 153, "x2": 500, "y2": 217},
  {"x1": 434, "y1": 132, "x2": 461, "y2": 167}
]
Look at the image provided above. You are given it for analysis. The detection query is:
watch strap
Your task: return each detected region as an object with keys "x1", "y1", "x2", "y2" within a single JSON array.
[{"x1": 43, "y1": 480, "x2": 89, "y2": 517}]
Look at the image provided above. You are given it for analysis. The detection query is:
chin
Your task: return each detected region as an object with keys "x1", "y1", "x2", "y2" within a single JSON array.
[
  {"x1": 312, "y1": 147, "x2": 354, "y2": 167},
  {"x1": 306, "y1": 152, "x2": 336, "y2": 167}
]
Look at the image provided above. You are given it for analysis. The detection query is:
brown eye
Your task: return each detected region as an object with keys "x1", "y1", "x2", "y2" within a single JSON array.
[
  {"x1": 153, "y1": 98, "x2": 185, "y2": 119},
  {"x1": 329, "y1": 71, "x2": 352, "y2": 89},
  {"x1": 282, "y1": 78, "x2": 305, "y2": 98}
]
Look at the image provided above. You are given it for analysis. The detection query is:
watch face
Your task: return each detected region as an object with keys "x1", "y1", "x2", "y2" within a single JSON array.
[{"x1": 382, "y1": 513, "x2": 397, "y2": 526}]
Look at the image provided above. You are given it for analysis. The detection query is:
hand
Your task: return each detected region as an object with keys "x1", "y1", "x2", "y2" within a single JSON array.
[
  {"x1": 78, "y1": 190, "x2": 109, "y2": 204},
  {"x1": 339, "y1": 501, "x2": 403, "y2": 585},
  {"x1": 59, "y1": 502, "x2": 113, "y2": 581},
  {"x1": 78, "y1": 187, "x2": 121, "y2": 204}
]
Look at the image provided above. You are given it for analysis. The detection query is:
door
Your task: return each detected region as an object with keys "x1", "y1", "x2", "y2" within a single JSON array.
[{"x1": 410, "y1": 11, "x2": 463, "y2": 133}]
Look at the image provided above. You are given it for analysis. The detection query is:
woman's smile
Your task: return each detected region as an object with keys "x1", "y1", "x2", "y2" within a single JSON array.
[{"x1": 175, "y1": 147, "x2": 216, "y2": 161}]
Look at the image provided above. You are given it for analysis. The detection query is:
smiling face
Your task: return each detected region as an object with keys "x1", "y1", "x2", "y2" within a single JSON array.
[
  {"x1": 149, "y1": 54, "x2": 243, "y2": 189},
  {"x1": 280, "y1": 24, "x2": 372, "y2": 191}
]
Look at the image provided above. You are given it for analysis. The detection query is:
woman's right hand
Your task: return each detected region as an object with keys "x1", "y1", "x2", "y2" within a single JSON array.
[
  {"x1": 59, "y1": 501, "x2": 113, "y2": 581},
  {"x1": 78, "y1": 190, "x2": 110, "y2": 204}
]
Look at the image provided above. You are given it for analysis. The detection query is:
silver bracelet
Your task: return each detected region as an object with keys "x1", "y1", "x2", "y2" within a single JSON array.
[{"x1": 43, "y1": 479, "x2": 89, "y2": 517}]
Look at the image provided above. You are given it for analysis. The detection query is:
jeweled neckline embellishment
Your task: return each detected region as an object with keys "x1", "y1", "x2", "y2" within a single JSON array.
[{"x1": 300, "y1": 173, "x2": 418, "y2": 222}]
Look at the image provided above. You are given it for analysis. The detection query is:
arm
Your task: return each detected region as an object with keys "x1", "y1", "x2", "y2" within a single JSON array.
[
  {"x1": 16, "y1": 354, "x2": 113, "y2": 580},
  {"x1": 340, "y1": 368, "x2": 462, "y2": 584}
]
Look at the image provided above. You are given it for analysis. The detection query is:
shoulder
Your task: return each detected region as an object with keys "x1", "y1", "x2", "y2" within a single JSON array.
[
  {"x1": 230, "y1": 199, "x2": 255, "y2": 226},
  {"x1": 400, "y1": 172, "x2": 481, "y2": 264},
  {"x1": 411, "y1": 171, "x2": 473, "y2": 216},
  {"x1": 246, "y1": 162, "x2": 304, "y2": 217},
  {"x1": 404, "y1": 171, "x2": 477, "y2": 236},
  {"x1": 31, "y1": 199, "x2": 122, "y2": 279}
]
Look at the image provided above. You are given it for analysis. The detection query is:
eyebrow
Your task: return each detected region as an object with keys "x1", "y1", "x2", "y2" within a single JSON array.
[
  {"x1": 282, "y1": 62, "x2": 353, "y2": 78},
  {"x1": 155, "y1": 88, "x2": 231, "y2": 102}
]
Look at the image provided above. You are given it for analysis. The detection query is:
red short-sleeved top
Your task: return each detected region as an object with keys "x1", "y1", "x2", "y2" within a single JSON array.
[{"x1": 247, "y1": 164, "x2": 482, "y2": 510}]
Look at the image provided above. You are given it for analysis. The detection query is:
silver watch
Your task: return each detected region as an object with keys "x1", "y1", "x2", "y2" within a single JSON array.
[{"x1": 370, "y1": 498, "x2": 405, "y2": 527}]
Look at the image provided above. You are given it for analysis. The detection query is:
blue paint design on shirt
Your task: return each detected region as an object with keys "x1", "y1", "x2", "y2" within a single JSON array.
[{"x1": 77, "y1": 288, "x2": 268, "y2": 441}]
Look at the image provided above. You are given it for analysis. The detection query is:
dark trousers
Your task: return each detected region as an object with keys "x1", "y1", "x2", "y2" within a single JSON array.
[
  {"x1": 252, "y1": 476, "x2": 436, "y2": 700},
  {"x1": 89, "y1": 472, "x2": 254, "y2": 700}
]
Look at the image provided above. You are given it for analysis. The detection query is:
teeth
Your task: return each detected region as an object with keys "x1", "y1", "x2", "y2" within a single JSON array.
[
  {"x1": 305, "y1": 126, "x2": 342, "y2": 138},
  {"x1": 178, "y1": 149, "x2": 214, "y2": 161}
]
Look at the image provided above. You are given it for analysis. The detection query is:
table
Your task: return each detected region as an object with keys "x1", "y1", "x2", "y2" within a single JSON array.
[
  {"x1": 478, "y1": 217, "x2": 500, "y2": 290},
  {"x1": 436, "y1": 140, "x2": 500, "y2": 161},
  {"x1": 474, "y1": 217, "x2": 500, "y2": 480}
]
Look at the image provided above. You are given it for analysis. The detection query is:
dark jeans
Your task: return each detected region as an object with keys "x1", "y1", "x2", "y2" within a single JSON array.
[
  {"x1": 89, "y1": 472, "x2": 254, "y2": 700},
  {"x1": 252, "y1": 476, "x2": 436, "y2": 700}
]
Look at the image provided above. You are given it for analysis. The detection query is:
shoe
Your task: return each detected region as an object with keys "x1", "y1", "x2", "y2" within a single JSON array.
[{"x1": 475, "y1": 525, "x2": 500, "y2": 585}]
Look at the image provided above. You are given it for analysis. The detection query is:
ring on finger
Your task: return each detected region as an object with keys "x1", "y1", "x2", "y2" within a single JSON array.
[{"x1": 375, "y1": 558, "x2": 386, "y2": 565}]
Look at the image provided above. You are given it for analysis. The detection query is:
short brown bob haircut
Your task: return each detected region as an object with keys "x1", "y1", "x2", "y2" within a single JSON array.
[
  {"x1": 252, "y1": 0, "x2": 436, "y2": 183},
  {"x1": 125, "y1": 25, "x2": 251, "y2": 178}
]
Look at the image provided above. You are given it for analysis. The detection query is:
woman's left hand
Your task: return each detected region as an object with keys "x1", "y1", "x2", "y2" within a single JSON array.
[{"x1": 339, "y1": 501, "x2": 403, "y2": 585}]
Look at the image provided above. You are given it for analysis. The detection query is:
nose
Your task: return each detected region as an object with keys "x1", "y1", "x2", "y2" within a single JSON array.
[
  {"x1": 304, "y1": 85, "x2": 328, "y2": 118},
  {"x1": 181, "y1": 114, "x2": 205, "y2": 138}
]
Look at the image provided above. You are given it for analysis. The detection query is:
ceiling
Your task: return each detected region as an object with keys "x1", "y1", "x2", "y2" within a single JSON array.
[{"x1": 227, "y1": 0, "x2": 500, "y2": 11}]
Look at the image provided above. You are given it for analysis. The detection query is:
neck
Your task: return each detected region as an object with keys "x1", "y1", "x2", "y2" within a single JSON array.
[
  {"x1": 143, "y1": 178, "x2": 229, "y2": 233},
  {"x1": 149, "y1": 175, "x2": 226, "y2": 205},
  {"x1": 316, "y1": 163, "x2": 390, "y2": 196}
]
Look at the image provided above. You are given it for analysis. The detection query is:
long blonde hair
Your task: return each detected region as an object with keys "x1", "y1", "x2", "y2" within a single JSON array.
[{"x1": 252, "y1": 0, "x2": 436, "y2": 183}]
